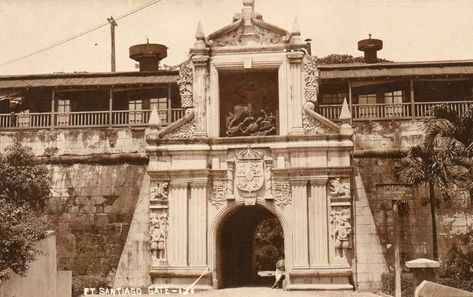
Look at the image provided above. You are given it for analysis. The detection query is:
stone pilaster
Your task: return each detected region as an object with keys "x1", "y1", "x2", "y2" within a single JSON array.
[
  {"x1": 188, "y1": 179, "x2": 208, "y2": 268},
  {"x1": 291, "y1": 179, "x2": 309, "y2": 269},
  {"x1": 167, "y1": 180, "x2": 189, "y2": 267},
  {"x1": 287, "y1": 51, "x2": 304, "y2": 135},
  {"x1": 191, "y1": 55, "x2": 209, "y2": 137},
  {"x1": 309, "y1": 176, "x2": 329, "y2": 267}
]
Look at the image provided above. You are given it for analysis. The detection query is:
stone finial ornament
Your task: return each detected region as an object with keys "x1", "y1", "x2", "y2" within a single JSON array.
[
  {"x1": 339, "y1": 98, "x2": 353, "y2": 136},
  {"x1": 290, "y1": 18, "x2": 303, "y2": 45}
]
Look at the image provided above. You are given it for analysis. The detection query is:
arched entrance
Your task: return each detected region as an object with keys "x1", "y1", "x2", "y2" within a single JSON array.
[{"x1": 216, "y1": 205, "x2": 284, "y2": 288}]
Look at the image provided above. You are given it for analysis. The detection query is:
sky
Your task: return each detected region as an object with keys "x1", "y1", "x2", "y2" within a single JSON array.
[{"x1": 1, "y1": 0, "x2": 473, "y2": 75}]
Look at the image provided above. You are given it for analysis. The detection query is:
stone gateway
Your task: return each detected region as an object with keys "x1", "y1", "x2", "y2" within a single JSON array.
[{"x1": 118, "y1": 0, "x2": 355, "y2": 291}]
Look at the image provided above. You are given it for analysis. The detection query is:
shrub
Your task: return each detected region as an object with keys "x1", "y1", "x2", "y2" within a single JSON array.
[
  {"x1": 381, "y1": 272, "x2": 415, "y2": 297},
  {"x1": 0, "y1": 144, "x2": 51, "y2": 280},
  {"x1": 438, "y1": 246, "x2": 473, "y2": 292},
  {"x1": 72, "y1": 275, "x2": 111, "y2": 297}
]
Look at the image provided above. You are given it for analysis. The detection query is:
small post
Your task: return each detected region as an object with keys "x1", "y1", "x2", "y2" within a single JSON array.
[
  {"x1": 393, "y1": 200, "x2": 401, "y2": 297},
  {"x1": 410, "y1": 79, "x2": 415, "y2": 118},
  {"x1": 167, "y1": 84, "x2": 172, "y2": 125},
  {"x1": 348, "y1": 81, "x2": 353, "y2": 123},
  {"x1": 107, "y1": 16, "x2": 118, "y2": 72},
  {"x1": 109, "y1": 88, "x2": 113, "y2": 127},
  {"x1": 50, "y1": 89, "x2": 56, "y2": 129}
]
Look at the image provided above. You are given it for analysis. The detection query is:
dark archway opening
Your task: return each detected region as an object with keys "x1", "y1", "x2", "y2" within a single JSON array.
[{"x1": 217, "y1": 205, "x2": 284, "y2": 288}]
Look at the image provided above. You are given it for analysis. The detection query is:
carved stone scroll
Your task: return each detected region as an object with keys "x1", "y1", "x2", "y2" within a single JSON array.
[
  {"x1": 274, "y1": 182, "x2": 292, "y2": 209},
  {"x1": 177, "y1": 61, "x2": 193, "y2": 108},
  {"x1": 303, "y1": 55, "x2": 318, "y2": 103}
]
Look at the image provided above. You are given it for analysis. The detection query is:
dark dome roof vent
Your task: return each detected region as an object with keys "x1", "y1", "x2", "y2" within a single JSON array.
[
  {"x1": 358, "y1": 34, "x2": 383, "y2": 64},
  {"x1": 129, "y1": 42, "x2": 167, "y2": 72}
]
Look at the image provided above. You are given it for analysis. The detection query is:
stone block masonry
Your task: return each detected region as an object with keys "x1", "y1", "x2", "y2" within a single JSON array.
[{"x1": 44, "y1": 163, "x2": 146, "y2": 277}]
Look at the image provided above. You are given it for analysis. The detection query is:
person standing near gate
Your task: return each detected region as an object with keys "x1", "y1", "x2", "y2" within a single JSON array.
[{"x1": 271, "y1": 256, "x2": 285, "y2": 289}]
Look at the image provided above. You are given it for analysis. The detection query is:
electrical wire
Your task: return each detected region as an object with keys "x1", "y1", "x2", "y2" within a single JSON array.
[{"x1": 0, "y1": 0, "x2": 162, "y2": 68}]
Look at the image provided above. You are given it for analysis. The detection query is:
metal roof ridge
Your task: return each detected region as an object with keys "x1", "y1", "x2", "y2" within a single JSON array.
[
  {"x1": 0, "y1": 70, "x2": 179, "y2": 80},
  {"x1": 318, "y1": 59, "x2": 473, "y2": 70}
]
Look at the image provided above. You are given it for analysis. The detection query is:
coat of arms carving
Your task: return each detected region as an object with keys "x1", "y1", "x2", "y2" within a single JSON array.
[{"x1": 235, "y1": 147, "x2": 264, "y2": 195}]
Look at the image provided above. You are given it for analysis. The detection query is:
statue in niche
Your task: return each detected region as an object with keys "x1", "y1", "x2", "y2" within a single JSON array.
[
  {"x1": 329, "y1": 177, "x2": 350, "y2": 199},
  {"x1": 150, "y1": 213, "x2": 168, "y2": 262},
  {"x1": 330, "y1": 209, "x2": 352, "y2": 260}
]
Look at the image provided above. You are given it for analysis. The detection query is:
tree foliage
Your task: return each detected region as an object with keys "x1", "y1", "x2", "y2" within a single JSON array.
[
  {"x1": 424, "y1": 105, "x2": 473, "y2": 196},
  {"x1": 394, "y1": 105, "x2": 472, "y2": 260},
  {"x1": 0, "y1": 143, "x2": 51, "y2": 280},
  {"x1": 317, "y1": 54, "x2": 392, "y2": 65}
]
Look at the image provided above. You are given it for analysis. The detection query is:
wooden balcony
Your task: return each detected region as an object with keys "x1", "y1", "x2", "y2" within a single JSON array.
[
  {"x1": 0, "y1": 108, "x2": 185, "y2": 129},
  {"x1": 316, "y1": 100, "x2": 473, "y2": 122}
]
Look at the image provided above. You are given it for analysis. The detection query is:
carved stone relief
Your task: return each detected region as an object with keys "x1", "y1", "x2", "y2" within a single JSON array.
[
  {"x1": 210, "y1": 180, "x2": 227, "y2": 209},
  {"x1": 150, "y1": 181, "x2": 169, "y2": 201},
  {"x1": 150, "y1": 213, "x2": 169, "y2": 263},
  {"x1": 177, "y1": 61, "x2": 193, "y2": 108},
  {"x1": 329, "y1": 209, "x2": 352, "y2": 262},
  {"x1": 328, "y1": 177, "x2": 350, "y2": 200},
  {"x1": 303, "y1": 55, "x2": 318, "y2": 103},
  {"x1": 274, "y1": 182, "x2": 292, "y2": 209},
  {"x1": 161, "y1": 109, "x2": 196, "y2": 139},
  {"x1": 235, "y1": 147, "x2": 264, "y2": 194},
  {"x1": 221, "y1": 73, "x2": 278, "y2": 137},
  {"x1": 303, "y1": 113, "x2": 333, "y2": 135},
  {"x1": 302, "y1": 55, "x2": 332, "y2": 135}
]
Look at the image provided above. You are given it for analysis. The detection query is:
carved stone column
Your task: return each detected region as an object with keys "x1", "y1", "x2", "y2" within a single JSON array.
[
  {"x1": 287, "y1": 51, "x2": 304, "y2": 135},
  {"x1": 191, "y1": 55, "x2": 209, "y2": 137},
  {"x1": 167, "y1": 180, "x2": 189, "y2": 267},
  {"x1": 291, "y1": 178, "x2": 309, "y2": 269},
  {"x1": 309, "y1": 176, "x2": 329, "y2": 267},
  {"x1": 327, "y1": 177, "x2": 352, "y2": 267},
  {"x1": 189, "y1": 178, "x2": 208, "y2": 268}
]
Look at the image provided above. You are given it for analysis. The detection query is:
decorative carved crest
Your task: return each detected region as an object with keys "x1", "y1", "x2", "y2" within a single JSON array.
[
  {"x1": 205, "y1": 2, "x2": 290, "y2": 48},
  {"x1": 274, "y1": 182, "x2": 292, "y2": 209},
  {"x1": 328, "y1": 177, "x2": 350, "y2": 200},
  {"x1": 177, "y1": 61, "x2": 193, "y2": 108},
  {"x1": 237, "y1": 146, "x2": 263, "y2": 160},
  {"x1": 235, "y1": 147, "x2": 265, "y2": 193},
  {"x1": 210, "y1": 181, "x2": 227, "y2": 209}
]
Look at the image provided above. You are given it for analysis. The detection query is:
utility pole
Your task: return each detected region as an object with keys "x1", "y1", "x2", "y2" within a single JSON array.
[
  {"x1": 107, "y1": 16, "x2": 118, "y2": 72},
  {"x1": 393, "y1": 200, "x2": 401, "y2": 297}
]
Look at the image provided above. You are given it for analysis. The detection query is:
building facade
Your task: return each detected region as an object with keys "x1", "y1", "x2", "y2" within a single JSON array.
[{"x1": 0, "y1": 0, "x2": 472, "y2": 292}]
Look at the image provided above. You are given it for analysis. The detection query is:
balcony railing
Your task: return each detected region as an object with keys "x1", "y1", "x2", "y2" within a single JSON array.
[
  {"x1": 0, "y1": 109, "x2": 185, "y2": 129},
  {"x1": 317, "y1": 100, "x2": 473, "y2": 122}
]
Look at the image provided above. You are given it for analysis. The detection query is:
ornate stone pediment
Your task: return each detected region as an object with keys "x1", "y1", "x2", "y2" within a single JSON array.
[{"x1": 205, "y1": 0, "x2": 291, "y2": 48}]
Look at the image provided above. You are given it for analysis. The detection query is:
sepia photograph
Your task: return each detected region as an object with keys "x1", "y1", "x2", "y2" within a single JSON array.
[{"x1": 0, "y1": 0, "x2": 473, "y2": 296}]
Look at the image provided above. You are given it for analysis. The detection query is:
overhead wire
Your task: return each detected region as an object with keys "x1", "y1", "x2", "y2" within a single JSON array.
[{"x1": 0, "y1": 0, "x2": 162, "y2": 68}]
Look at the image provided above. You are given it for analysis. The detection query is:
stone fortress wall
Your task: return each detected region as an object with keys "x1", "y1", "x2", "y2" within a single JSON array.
[
  {"x1": 353, "y1": 120, "x2": 473, "y2": 290},
  {"x1": 0, "y1": 118, "x2": 471, "y2": 291}
]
